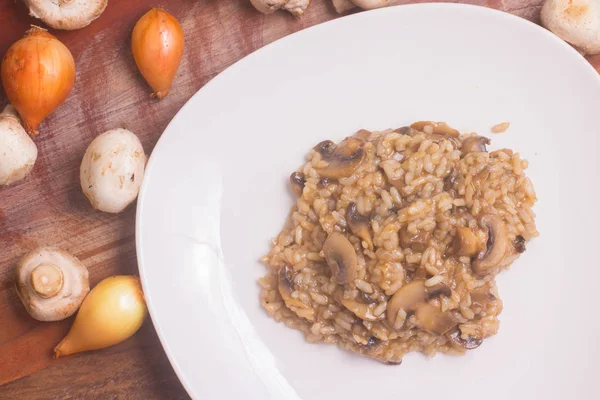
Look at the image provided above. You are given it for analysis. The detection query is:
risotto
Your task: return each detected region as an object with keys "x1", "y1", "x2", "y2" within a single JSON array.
[{"x1": 259, "y1": 121, "x2": 538, "y2": 364}]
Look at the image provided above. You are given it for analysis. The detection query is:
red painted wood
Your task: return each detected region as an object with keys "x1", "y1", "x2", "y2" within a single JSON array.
[{"x1": 0, "y1": 0, "x2": 596, "y2": 398}]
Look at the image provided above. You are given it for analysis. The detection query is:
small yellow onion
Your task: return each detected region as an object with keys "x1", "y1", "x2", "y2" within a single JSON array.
[
  {"x1": 54, "y1": 275, "x2": 147, "y2": 357},
  {"x1": 1, "y1": 26, "x2": 76, "y2": 135},
  {"x1": 132, "y1": 8, "x2": 184, "y2": 99}
]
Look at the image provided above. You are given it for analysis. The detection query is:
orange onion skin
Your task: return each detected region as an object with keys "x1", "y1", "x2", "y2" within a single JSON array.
[
  {"x1": 132, "y1": 8, "x2": 184, "y2": 100},
  {"x1": 1, "y1": 27, "x2": 76, "y2": 135}
]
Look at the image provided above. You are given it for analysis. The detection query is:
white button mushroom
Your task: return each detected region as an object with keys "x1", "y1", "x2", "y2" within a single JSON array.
[
  {"x1": 332, "y1": 0, "x2": 395, "y2": 13},
  {"x1": 0, "y1": 104, "x2": 38, "y2": 186},
  {"x1": 23, "y1": 0, "x2": 108, "y2": 30},
  {"x1": 250, "y1": 0, "x2": 311, "y2": 16},
  {"x1": 80, "y1": 128, "x2": 147, "y2": 213},
  {"x1": 541, "y1": 0, "x2": 600, "y2": 55},
  {"x1": 15, "y1": 247, "x2": 90, "y2": 322}
]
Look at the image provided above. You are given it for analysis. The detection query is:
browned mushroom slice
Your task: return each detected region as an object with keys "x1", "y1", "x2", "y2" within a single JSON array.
[
  {"x1": 355, "y1": 336, "x2": 403, "y2": 364},
  {"x1": 415, "y1": 303, "x2": 458, "y2": 335},
  {"x1": 313, "y1": 137, "x2": 365, "y2": 179},
  {"x1": 393, "y1": 126, "x2": 411, "y2": 135},
  {"x1": 341, "y1": 298, "x2": 378, "y2": 321},
  {"x1": 427, "y1": 282, "x2": 452, "y2": 298},
  {"x1": 448, "y1": 328, "x2": 483, "y2": 350},
  {"x1": 513, "y1": 235, "x2": 526, "y2": 253},
  {"x1": 353, "y1": 129, "x2": 372, "y2": 141},
  {"x1": 323, "y1": 232, "x2": 358, "y2": 284},
  {"x1": 289, "y1": 172, "x2": 305, "y2": 196},
  {"x1": 399, "y1": 228, "x2": 431, "y2": 252},
  {"x1": 278, "y1": 265, "x2": 314, "y2": 320},
  {"x1": 410, "y1": 121, "x2": 460, "y2": 137},
  {"x1": 472, "y1": 215, "x2": 508, "y2": 276},
  {"x1": 470, "y1": 286, "x2": 496, "y2": 314},
  {"x1": 346, "y1": 203, "x2": 373, "y2": 248},
  {"x1": 386, "y1": 280, "x2": 454, "y2": 333},
  {"x1": 386, "y1": 281, "x2": 428, "y2": 325},
  {"x1": 460, "y1": 136, "x2": 490, "y2": 154},
  {"x1": 452, "y1": 227, "x2": 483, "y2": 257}
]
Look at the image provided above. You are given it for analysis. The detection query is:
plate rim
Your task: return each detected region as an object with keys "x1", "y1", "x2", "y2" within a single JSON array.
[{"x1": 135, "y1": 4, "x2": 600, "y2": 399}]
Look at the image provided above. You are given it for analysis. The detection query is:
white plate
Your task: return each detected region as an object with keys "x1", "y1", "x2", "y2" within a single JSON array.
[{"x1": 136, "y1": 4, "x2": 600, "y2": 399}]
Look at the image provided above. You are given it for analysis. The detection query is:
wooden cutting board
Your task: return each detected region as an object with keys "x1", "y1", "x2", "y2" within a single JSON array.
[{"x1": 0, "y1": 0, "x2": 597, "y2": 398}]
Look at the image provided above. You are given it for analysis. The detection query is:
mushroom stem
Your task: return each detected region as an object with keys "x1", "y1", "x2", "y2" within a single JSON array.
[
  {"x1": 30, "y1": 263, "x2": 64, "y2": 298},
  {"x1": 15, "y1": 247, "x2": 89, "y2": 321}
]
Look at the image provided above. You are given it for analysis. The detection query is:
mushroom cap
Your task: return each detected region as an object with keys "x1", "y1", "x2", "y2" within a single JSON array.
[
  {"x1": 448, "y1": 328, "x2": 483, "y2": 350},
  {"x1": 313, "y1": 137, "x2": 365, "y2": 179},
  {"x1": 0, "y1": 105, "x2": 38, "y2": 186},
  {"x1": 80, "y1": 129, "x2": 147, "y2": 214},
  {"x1": 249, "y1": 0, "x2": 311, "y2": 16},
  {"x1": 350, "y1": 0, "x2": 394, "y2": 10},
  {"x1": 15, "y1": 247, "x2": 89, "y2": 321},
  {"x1": 323, "y1": 232, "x2": 358, "y2": 284},
  {"x1": 460, "y1": 135, "x2": 490, "y2": 154},
  {"x1": 541, "y1": 0, "x2": 600, "y2": 55},
  {"x1": 23, "y1": 0, "x2": 108, "y2": 30},
  {"x1": 333, "y1": 0, "x2": 357, "y2": 13},
  {"x1": 386, "y1": 280, "x2": 456, "y2": 334},
  {"x1": 289, "y1": 172, "x2": 306, "y2": 196}
]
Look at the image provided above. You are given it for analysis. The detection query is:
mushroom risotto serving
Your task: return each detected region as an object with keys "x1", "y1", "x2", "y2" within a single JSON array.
[{"x1": 259, "y1": 121, "x2": 538, "y2": 364}]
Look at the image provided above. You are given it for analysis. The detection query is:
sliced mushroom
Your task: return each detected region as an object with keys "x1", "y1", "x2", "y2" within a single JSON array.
[
  {"x1": 313, "y1": 137, "x2": 365, "y2": 179},
  {"x1": 393, "y1": 126, "x2": 411, "y2": 135},
  {"x1": 399, "y1": 228, "x2": 431, "y2": 252},
  {"x1": 278, "y1": 265, "x2": 314, "y2": 320},
  {"x1": 472, "y1": 215, "x2": 508, "y2": 276},
  {"x1": 386, "y1": 281, "x2": 429, "y2": 323},
  {"x1": 346, "y1": 203, "x2": 373, "y2": 248},
  {"x1": 452, "y1": 227, "x2": 483, "y2": 257},
  {"x1": 415, "y1": 303, "x2": 457, "y2": 335},
  {"x1": 290, "y1": 172, "x2": 305, "y2": 196},
  {"x1": 443, "y1": 173, "x2": 458, "y2": 192},
  {"x1": 15, "y1": 247, "x2": 89, "y2": 321},
  {"x1": 460, "y1": 136, "x2": 490, "y2": 154},
  {"x1": 386, "y1": 280, "x2": 455, "y2": 334},
  {"x1": 448, "y1": 328, "x2": 482, "y2": 350},
  {"x1": 410, "y1": 121, "x2": 460, "y2": 137},
  {"x1": 341, "y1": 298, "x2": 378, "y2": 321},
  {"x1": 513, "y1": 235, "x2": 526, "y2": 253},
  {"x1": 353, "y1": 336, "x2": 402, "y2": 364},
  {"x1": 358, "y1": 290, "x2": 377, "y2": 304},
  {"x1": 470, "y1": 286, "x2": 496, "y2": 314},
  {"x1": 323, "y1": 232, "x2": 358, "y2": 284},
  {"x1": 353, "y1": 129, "x2": 372, "y2": 141}
]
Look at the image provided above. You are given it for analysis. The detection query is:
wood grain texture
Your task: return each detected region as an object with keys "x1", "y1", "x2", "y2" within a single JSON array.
[{"x1": 0, "y1": 0, "x2": 597, "y2": 399}]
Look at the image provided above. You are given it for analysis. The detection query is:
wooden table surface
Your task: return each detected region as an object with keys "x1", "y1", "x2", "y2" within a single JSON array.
[{"x1": 1, "y1": 0, "x2": 598, "y2": 399}]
